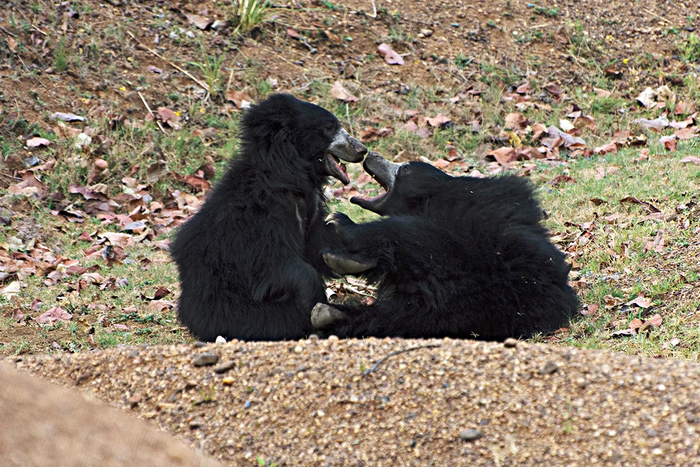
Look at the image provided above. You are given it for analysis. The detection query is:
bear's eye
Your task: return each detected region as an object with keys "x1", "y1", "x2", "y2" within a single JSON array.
[{"x1": 398, "y1": 164, "x2": 412, "y2": 177}]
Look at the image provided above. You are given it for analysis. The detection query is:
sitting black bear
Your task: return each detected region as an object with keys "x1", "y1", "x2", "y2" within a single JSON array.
[
  {"x1": 170, "y1": 94, "x2": 367, "y2": 341},
  {"x1": 312, "y1": 152, "x2": 578, "y2": 340}
]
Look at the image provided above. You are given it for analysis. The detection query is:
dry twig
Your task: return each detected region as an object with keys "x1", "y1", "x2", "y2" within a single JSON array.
[
  {"x1": 126, "y1": 31, "x2": 211, "y2": 94},
  {"x1": 363, "y1": 344, "x2": 442, "y2": 376},
  {"x1": 137, "y1": 92, "x2": 167, "y2": 134}
]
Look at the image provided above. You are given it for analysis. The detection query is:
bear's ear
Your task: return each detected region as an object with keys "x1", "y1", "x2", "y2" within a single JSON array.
[
  {"x1": 241, "y1": 94, "x2": 300, "y2": 135},
  {"x1": 240, "y1": 100, "x2": 294, "y2": 141}
]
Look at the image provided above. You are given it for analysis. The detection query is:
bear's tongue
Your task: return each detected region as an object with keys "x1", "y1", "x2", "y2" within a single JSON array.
[
  {"x1": 350, "y1": 172, "x2": 388, "y2": 207},
  {"x1": 326, "y1": 154, "x2": 350, "y2": 185}
]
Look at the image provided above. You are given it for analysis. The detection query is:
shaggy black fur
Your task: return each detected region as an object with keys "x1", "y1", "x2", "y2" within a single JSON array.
[
  {"x1": 170, "y1": 94, "x2": 367, "y2": 341},
  {"x1": 312, "y1": 152, "x2": 578, "y2": 340}
]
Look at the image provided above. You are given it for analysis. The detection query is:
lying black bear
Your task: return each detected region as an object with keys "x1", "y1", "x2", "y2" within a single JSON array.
[
  {"x1": 171, "y1": 94, "x2": 367, "y2": 341},
  {"x1": 312, "y1": 152, "x2": 578, "y2": 340}
]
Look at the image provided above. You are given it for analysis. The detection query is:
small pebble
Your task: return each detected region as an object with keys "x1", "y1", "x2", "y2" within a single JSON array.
[
  {"x1": 189, "y1": 419, "x2": 204, "y2": 429},
  {"x1": 503, "y1": 338, "x2": 518, "y2": 348},
  {"x1": 215, "y1": 336, "x2": 227, "y2": 344},
  {"x1": 540, "y1": 361, "x2": 560, "y2": 375},
  {"x1": 128, "y1": 395, "x2": 142, "y2": 408},
  {"x1": 293, "y1": 345, "x2": 303, "y2": 353},
  {"x1": 193, "y1": 353, "x2": 220, "y2": 367},
  {"x1": 193, "y1": 341, "x2": 207, "y2": 348},
  {"x1": 213, "y1": 360, "x2": 236, "y2": 374},
  {"x1": 686, "y1": 412, "x2": 699, "y2": 424},
  {"x1": 459, "y1": 429, "x2": 483, "y2": 441}
]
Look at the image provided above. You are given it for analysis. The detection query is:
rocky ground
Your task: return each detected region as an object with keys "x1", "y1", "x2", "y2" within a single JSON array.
[{"x1": 8, "y1": 337, "x2": 700, "y2": 465}]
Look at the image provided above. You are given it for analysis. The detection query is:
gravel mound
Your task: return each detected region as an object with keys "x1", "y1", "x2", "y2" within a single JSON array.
[{"x1": 9, "y1": 338, "x2": 700, "y2": 465}]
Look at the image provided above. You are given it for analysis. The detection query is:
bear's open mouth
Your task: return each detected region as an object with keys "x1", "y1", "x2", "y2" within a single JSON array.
[
  {"x1": 325, "y1": 153, "x2": 350, "y2": 185},
  {"x1": 353, "y1": 167, "x2": 389, "y2": 203},
  {"x1": 350, "y1": 151, "x2": 398, "y2": 210}
]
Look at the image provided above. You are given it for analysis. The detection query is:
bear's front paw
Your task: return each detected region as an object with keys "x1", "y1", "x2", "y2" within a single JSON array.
[
  {"x1": 311, "y1": 303, "x2": 347, "y2": 329},
  {"x1": 325, "y1": 211, "x2": 355, "y2": 230}
]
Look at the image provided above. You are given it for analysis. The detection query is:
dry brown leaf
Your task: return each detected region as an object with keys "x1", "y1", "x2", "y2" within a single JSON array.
[
  {"x1": 530, "y1": 123, "x2": 547, "y2": 140},
  {"x1": 619, "y1": 196, "x2": 660, "y2": 213},
  {"x1": 573, "y1": 115, "x2": 596, "y2": 131},
  {"x1": 629, "y1": 318, "x2": 644, "y2": 331},
  {"x1": 485, "y1": 147, "x2": 516, "y2": 166},
  {"x1": 157, "y1": 107, "x2": 181, "y2": 130},
  {"x1": 225, "y1": 90, "x2": 253, "y2": 109},
  {"x1": 594, "y1": 141, "x2": 622, "y2": 155},
  {"x1": 660, "y1": 135, "x2": 677, "y2": 151},
  {"x1": 426, "y1": 114, "x2": 451, "y2": 128},
  {"x1": 674, "y1": 127, "x2": 700, "y2": 140},
  {"x1": 26, "y1": 137, "x2": 51, "y2": 148},
  {"x1": 636, "y1": 87, "x2": 657, "y2": 108},
  {"x1": 184, "y1": 13, "x2": 212, "y2": 30},
  {"x1": 680, "y1": 156, "x2": 700, "y2": 165},
  {"x1": 543, "y1": 126, "x2": 587, "y2": 149},
  {"x1": 147, "y1": 161, "x2": 168, "y2": 185},
  {"x1": 377, "y1": 43, "x2": 404, "y2": 65},
  {"x1": 329, "y1": 81, "x2": 358, "y2": 102},
  {"x1": 603, "y1": 295, "x2": 624, "y2": 308},
  {"x1": 100, "y1": 232, "x2": 134, "y2": 249},
  {"x1": 644, "y1": 231, "x2": 665, "y2": 253},
  {"x1": 593, "y1": 87, "x2": 611, "y2": 97},
  {"x1": 647, "y1": 314, "x2": 663, "y2": 328},
  {"x1": 581, "y1": 304, "x2": 598, "y2": 316},
  {"x1": 625, "y1": 295, "x2": 653, "y2": 308},
  {"x1": 0, "y1": 281, "x2": 21, "y2": 300},
  {"x1": 35, "y1": 307, "x2": 72, "y2": 325},
  {"x1": 360, "y1": 127, "x2": 393, "y2": 142},
  {"x1": 674, "y1": 102, "x2": 696, "y2": 115},
  {"x1": 544, "y1": 83, "x2": 564, "y2": 100},
  {"x1": 633, "y1": 116, "x2": 669, "y2": 132},
  {"x1": 504, "y1": 112, "x2": 529, "y2": 130}
]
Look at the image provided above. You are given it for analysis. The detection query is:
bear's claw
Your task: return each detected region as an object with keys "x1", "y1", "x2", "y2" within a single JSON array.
[{"x1": 311, "y1": 303, "x2": 347, "y2": 329}]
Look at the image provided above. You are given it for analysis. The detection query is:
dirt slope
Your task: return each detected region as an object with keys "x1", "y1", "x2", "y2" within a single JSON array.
[
  {"x1": 9, "y1": 338, "x2": 700, "y2": 466},
  {"x1": 0, "y1": 363, "x2": 222, "y2": 467}
]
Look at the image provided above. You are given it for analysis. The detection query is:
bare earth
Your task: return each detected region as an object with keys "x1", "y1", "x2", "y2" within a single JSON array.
[
  {"x1": 8, "y1": 337, "x2": 700, "y2": 465},
  {"x1": 0, "y1": 363, "x2": 222, "y2": 467}
]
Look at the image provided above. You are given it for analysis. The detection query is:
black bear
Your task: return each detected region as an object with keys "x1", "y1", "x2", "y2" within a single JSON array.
[
  {"x1": 312, "y1": 152, "x2": 578, "y2": 340},
  {"x1": 170, "y1": 94, "x2": 367, "y2": 341}
]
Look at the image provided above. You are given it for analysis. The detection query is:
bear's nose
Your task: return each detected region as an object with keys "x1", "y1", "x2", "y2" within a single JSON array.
[{"x1": 351, "y1": 137, "x2": 368, "y2": 157}]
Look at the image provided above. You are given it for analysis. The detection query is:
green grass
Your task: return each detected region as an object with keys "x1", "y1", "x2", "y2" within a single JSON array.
[
  {"x1": 678, "y1": 32, "x2": 700, "y2": 62},
  {"x1": 190, "y1": 45, "x2": 225, "y2": 98},
  {"x1": 231, "y1": 0, "x2": 272, "y2": 35},
  {"x1": 54, "y1": 37, "x2": 69, "y2": 72}
]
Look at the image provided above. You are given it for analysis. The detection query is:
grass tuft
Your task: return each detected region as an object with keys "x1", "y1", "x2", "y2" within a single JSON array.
[{"x1": 231, "y1": 0, "x2": 272, "y2": 35}]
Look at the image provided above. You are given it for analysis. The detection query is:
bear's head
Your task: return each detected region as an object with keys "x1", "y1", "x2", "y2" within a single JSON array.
[
  {"x1": 240, "y1": 93, "x2": 367, "y2": 185},
  {"x1": 351, "y1": 151, "x2": 452, "y2": 215}
]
